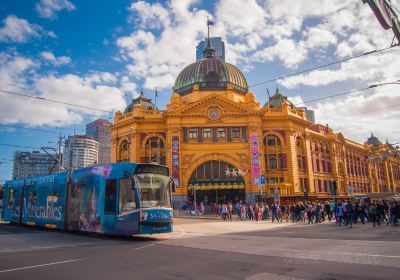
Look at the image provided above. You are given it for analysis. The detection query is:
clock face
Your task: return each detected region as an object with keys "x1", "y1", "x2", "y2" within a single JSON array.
[{"x1": 208, "y1": 108, "x2": 220, "y2": 119}]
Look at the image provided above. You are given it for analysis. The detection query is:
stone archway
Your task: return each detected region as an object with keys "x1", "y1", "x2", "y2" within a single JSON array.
[
  {"x1": 183, "y1": 153, "x2": 251, "y2": 204},
  {"x1": 183, "y1": 153, "x2": 250, "y2": 187}
]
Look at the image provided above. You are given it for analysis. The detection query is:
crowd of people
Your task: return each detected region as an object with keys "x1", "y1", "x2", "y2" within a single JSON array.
[{"x1": 186, "y1": 199, "x2": 400, "y2": 227}]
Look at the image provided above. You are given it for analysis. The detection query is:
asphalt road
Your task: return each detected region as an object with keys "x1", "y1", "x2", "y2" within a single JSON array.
[{"x1": 0, "y1": 219, "x2": 400, "y2": 280}]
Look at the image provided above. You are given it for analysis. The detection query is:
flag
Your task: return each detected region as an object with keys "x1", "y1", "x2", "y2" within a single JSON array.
[
  {"x1": 155, "y1": 88, "x2": 158, "y2": 97},
  {"x1": 207, "y1": 20, "x2": 214, "y2": 26}
]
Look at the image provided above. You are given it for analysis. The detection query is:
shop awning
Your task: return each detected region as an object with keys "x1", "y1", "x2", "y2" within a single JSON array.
[{"x1": 188, "y1": 184, "x2": 245, "y2": 190}]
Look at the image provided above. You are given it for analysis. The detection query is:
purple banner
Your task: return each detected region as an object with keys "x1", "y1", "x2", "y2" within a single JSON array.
[
  {"x1": 172, "y1": 136, "x2": 180, "y2": 187},
  {"x1": 251, "y1": 134, "x2": 260, "y2": 186}
]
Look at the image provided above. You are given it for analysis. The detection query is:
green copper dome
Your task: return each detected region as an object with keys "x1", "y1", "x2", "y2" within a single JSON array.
[
  {"x1": 173, "y1": 55, "x2": 248, "y2": 96},
  {"x1": 123, "y1": 91, "x2": 157, "y2": 114}
]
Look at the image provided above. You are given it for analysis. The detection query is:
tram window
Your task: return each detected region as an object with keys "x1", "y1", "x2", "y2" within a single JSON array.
[
  {"x1": 29, "y1": 190, "x2": 37, "y2": 205},
  {"x1": 47, "y1": 190, "x2": 58, "y2": 203},
  {"x1": 119, "y1": 178, "x2": 136, "y2": 214},
  {"x1": 105, "y1": 179, "x2": 117, "y2": 214},
  {"x1": 8, "y1": 190, "x2": 17, "y2": 210}
]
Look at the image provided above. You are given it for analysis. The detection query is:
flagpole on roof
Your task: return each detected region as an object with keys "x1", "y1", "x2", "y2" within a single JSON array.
[{"x1": 154, "y1": 87, "x2": 158, "y2": 109}]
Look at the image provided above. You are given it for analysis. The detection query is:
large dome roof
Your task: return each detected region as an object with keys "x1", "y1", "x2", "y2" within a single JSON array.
[{"x1": 173, "y1": 44, "x2": 248, "y2": 96}]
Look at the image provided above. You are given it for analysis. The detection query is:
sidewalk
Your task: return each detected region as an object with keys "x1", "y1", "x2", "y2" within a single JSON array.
[{"x1": 173, "y1": 209, "x2": 229, "y2": 220}]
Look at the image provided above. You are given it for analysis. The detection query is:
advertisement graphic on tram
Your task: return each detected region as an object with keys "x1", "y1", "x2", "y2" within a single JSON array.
[{"x1": 1, "y1": 163, "x2": 175, "y2": 236}]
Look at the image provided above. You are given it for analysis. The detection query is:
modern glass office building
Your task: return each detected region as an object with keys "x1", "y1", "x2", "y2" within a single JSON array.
[
  {"x1": 86, "y1": 119, "x2": 112, "y2": 164},
  {"x1": 196, "y1": 37, "x2": 225, "y2": 61}
]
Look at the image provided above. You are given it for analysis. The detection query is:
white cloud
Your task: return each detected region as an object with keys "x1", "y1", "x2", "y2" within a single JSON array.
[
  {"x1": 35, "y1": 0, "x2": 76, "y2": 19},
  {"x1": 311, "y1": 86, "x2": 400, "y2": 143},
  {"x1": 0, "y1": 15, "x2": 41, "y2": 43},
  {"x1": 0, "y1": 52, "x2": 38, "y2": 92},
  {"x1": 288, "y1": 95, "x2": 306, "y2": 107},
  {"x1": 253, "y1": 39, "x2": 308, "y2": 68},
  {"x1": 129, "y1": 1, "x2": 171, "y2": 29},
  {"x1": 281, "y1": 50, "x2": 400, "y2": 89},
  {"x1": 0, "y1": 52, "x2": 126, "y2": 127},
  {"x1": 40, "y1": 51, "x2": 71, "y2": 66},
  {"x1": 117, "y1": 0, "x2": 210, "y2": 90}
]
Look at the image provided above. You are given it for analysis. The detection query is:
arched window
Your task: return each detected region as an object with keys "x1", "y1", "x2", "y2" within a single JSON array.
[
  {"x1": 263, "y1": 135, "x2": 281, "y2": 146},
  {"x1": 119, "y1": 140, "x2": 130, "y2": 162},
  {"x1": 144, "y1": 137, "x2": 166, "y2": 165},
  {"x1": 189, "y1": 160, "x2": 244, "y2": 185}
]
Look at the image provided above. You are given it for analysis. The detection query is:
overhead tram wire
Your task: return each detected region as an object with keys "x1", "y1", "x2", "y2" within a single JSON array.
[
  {"x1": 0, "y1": 123, "x2": 60, "y2": 134},
  {"x1": 0, "y1": 89, "x2": 114, "y2": 113},
  {"x1": 0, "y1": 123, "x2": 85, "y2": 134},
  {"x1": 0, "y1": 143, "x2": 45, "y2": 149},
  {"x1": 294, "y1": 80, "x2": 400, "y2": 106},
  {"x1": 248, "y1": 44, "x2": 399, "y2": 88}
]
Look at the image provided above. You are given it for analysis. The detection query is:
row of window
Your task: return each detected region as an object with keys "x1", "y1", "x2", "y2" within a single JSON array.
[
  {"x1": 184, "y1": 127, "x2": 246, "y2": 143},
  {"x1": 313, "y1": 158, "x2": 332, "y2": 173},
  {"x1": 315, "y1": 179, "x2": 336, "y2": 194}
]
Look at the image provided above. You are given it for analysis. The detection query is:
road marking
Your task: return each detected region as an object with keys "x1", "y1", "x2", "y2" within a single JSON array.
[
  {"x1": 0, "y1": 259, "x2": 82, "y2": 273},
  {"x1": 135, "y1": 243, "x2": 155, "y2": 250}
]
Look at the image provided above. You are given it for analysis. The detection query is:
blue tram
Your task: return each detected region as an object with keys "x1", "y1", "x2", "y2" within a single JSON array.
[{"x1": 1, "y1": 163, "x2": 175, "y2": 235}]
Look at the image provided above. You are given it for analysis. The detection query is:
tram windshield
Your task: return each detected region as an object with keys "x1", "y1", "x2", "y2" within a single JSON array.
[{"x1": 135, "y1": 173, "x2": 171, "y2": 208}]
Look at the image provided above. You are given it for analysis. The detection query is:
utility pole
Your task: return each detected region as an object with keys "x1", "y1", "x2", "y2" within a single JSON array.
[{"x1": 57, "y1": 133, "x2": 64, "y2": 172}]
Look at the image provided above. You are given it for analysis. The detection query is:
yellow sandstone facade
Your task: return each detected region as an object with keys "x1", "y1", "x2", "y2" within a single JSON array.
[{"x1": 111, "y1": 42, "x2": 400, "y2": 204}]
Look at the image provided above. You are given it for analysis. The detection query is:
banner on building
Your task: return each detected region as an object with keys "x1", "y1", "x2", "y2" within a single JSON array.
[
  {"x1": 250, "y1": 134, "x2": 261, "y2": 186},
  {"x1": 172, "y1": 136, "x2": 180, "y2": 187}
]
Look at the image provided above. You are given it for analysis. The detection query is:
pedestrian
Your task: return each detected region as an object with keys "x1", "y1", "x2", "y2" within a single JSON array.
[
  {"x1": 346, "y1": 200, "x2": 354, "y2": 228},
  {"x1": 307, "y1": 202, "x2": 313, "y2": 224},
  {"x1": 336, "y1": 203, "x2": 344, "y2": 226},
  {"x1": 369, "y1": 202, "x2": 380, "y2": 227},
  {"x1": 271, "y1": 203, "x2": 279, "y2": 223},
  {"x1": 254, "y1": 204, "x2": 259, "y2": 222}
]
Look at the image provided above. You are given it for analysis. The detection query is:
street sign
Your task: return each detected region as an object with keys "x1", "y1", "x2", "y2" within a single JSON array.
[
  {"x1": 347, "y1": 185, "x2": 353, "y2": 194},
  {"x1": 260, "y1": 175, "x2": 266, "y2": 186}
]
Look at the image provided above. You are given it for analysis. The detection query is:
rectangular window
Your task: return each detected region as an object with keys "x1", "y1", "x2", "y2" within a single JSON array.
[
  {"x1": 119, "y1": 178, "x2": 136, "y2": 214},
  {"x1": 217, "y1": 128, "x2": 226, "y2": 138},
  {"x1": 105, "y1": 179, "x2": 117, "y2": 214},
  {"x1": 203, "y1": 128, "x2": 212, "y2": 139},
  {"x1": 268, "y1": 155, "x2": 277, "y2": 169},
  {"x1": 231, "y1": 127, "x2": 241, "y2": 138},
  {"x1": 269, "y1": 177, "x2": 278, "y2": 183},
  {"x1": 188, "y1": 128, "x2": 197, "y2": 139},
  {"x1": 297, "y1": 156, "x2": 303, "y2": 170},
  {"x1": 278, "y1": 154, "x2": 283, "y2": 169}
]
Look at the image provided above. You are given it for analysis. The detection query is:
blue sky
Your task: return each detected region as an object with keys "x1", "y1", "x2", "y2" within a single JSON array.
[{"x1": 1, "y1": 0, "x2": 400, "y2": 181}]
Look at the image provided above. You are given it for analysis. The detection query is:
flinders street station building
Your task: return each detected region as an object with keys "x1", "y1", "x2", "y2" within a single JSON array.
[{"x1": 111, "y1": 41, "x2": 400, "y2": 205}]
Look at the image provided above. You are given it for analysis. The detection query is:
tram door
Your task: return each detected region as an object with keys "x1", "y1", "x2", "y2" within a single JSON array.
[{"x1": 4, "y1": 187, "x2": 23, "y2": 223}]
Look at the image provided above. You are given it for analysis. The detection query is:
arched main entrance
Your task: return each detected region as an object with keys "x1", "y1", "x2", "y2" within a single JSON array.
[{"x1": 188, "y1": 160, "x2": 245, "y2": 204}]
